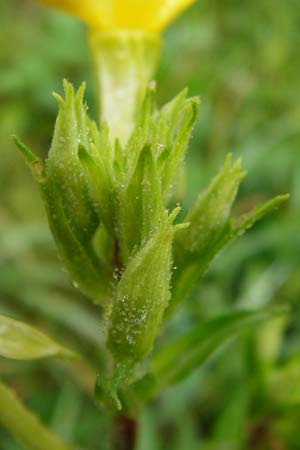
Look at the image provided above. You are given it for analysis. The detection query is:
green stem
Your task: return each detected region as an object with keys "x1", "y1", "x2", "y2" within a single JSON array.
[
  {"x1": 0, "y1": 379, "x2": 74, "y2": 450},
  {"x1": 89, "y1": 29, "x2": 161, "y2": 145}
]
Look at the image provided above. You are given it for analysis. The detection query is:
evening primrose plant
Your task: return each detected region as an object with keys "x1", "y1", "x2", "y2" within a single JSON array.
[{"x1": 0, "y1": 1, "x2": 289, "y2": 449}]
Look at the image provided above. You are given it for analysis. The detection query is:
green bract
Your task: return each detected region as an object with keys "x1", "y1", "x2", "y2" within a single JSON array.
[
  {"x1": 108, "y1": 208, "x2": 186, "y2": 364},
  {"x1": 15, "y1": 81, "x2": 288, "y2": 408}
]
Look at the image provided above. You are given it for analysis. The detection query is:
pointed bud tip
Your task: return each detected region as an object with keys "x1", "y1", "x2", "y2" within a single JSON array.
[
  {"x1": 185, "y1": 96, "x2": 200, "y2": 124},
  {"x1": 75, "y1": 81, "x2": 87, "y2": 104},
  {"x1": 273, "y1": 193, "x2": 290, "y2": 207},
  {"x1": 169, "y1": 206, "x2": 181, "y2": 223},
  {"x1": 62, "y1": 79, "x2": 75, "y2": 105},
  {"x1": 280, "y1": 193, "x2": 290, "y2": 201},
  {"x1": 224, "y1": 152, "x2": 233, "y2": 167},
  {"x1": 175, "y1": 221, "x2": 190, "y2": 232},
  {"x1": 52, "y1": 91, "x2": 64, "y2": 107},
  {"x1": 12, "y1": 135, "x2": 38, "y2": 164}
]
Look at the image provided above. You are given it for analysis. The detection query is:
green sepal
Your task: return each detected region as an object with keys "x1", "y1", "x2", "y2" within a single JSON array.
[
  {"x1": 14, "y1": 137, "x2": 112, "y2": 305},
  {"x1": 122, "y1": 84, "x2": 156, "y2": 179},
  {"x1": 47, "y1": 80, "x2": 99, "y2": 243},
  {"x1": 158, "y1": 95, "x2": 200, "y2": 201},
  {"x1": 107, "y1": 209, "x2": 184, "y2": 365},
  {"x1": 92, "y1": 224, "x2": 115, "y2": 270},
  {"x1": 78, "y1": 142, "x2": 117, "y2": 236},
  {"x1": 0, "y1": 315, "x2": 79, "y2": 361},
  {"x1": 150, "y1": 88, "x2": 189, "y2": 163},
  {"x1": 122, "y1": 87, "x2": 199, "y2": 203},
  {"x1": 40, "y1": 176, "x2": 112, "y2": 304},
  {"x1": 94, "y1": 375, "x2": 122, "y2": 411},
  {"x1": 118, "y1": 145, "x2": 164, "y2": 262},
  {"x1": 94, "y1": 361, "x2": 134, "y2": 411}
]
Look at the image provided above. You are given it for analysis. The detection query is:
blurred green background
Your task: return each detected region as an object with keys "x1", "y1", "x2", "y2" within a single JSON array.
[{"x1": 0, "y1": 0, "x2": 300, "y2": 449}]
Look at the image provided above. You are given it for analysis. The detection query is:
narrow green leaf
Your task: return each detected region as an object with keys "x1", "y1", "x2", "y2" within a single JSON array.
[
  {"x1": 138, "y1": 307, "x2": 287, "y2": 397},
  {"x1": 169, "y1": 193, "x2": 289, "y2": 314},
  {"x1": 213, "y1": 385, "x2": 250, "y2": 447},
  {"x1": 0, "y1": 315, "x2": 78, "y2": 360},
  {"x1": 50, "y1": 381, "x2": 82, "y2": 441},
  {"x1": 233, "y1": 194, "x2": 289, "y2": 238},
  {"x1": 12, "y1": 135, "x2": 46, "y2": 183}
]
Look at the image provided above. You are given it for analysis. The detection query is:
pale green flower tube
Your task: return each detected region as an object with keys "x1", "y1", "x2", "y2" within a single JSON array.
[{"x1": 37, "y1": 0, "x2": 196, "y2": 142}]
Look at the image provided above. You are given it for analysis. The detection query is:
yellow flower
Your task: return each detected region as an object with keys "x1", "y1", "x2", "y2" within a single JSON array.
[{"x1": 39, "y1": 0, "x2": 195, "y2": 32}]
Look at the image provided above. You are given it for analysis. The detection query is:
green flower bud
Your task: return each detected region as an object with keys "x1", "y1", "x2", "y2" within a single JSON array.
[
  {"x1": 107, "y1": 208, "x2": 184, "y2": 364},
  {"x1": 177, "y1": 154, "x2": 246, "y2": 255},
  {"x1": 169, "y1": 154, "x2": 246, "y2": 312},
  {"x1": 122, "y1": 86, "x2": 199, "y2": 205},
  {"x1": 14, "y1": 82, "x2": 113, "y2": 305}
]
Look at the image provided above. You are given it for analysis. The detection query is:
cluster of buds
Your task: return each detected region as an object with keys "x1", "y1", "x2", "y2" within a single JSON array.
[
  {"x1": 15, "y1": 0, "x2": 287, "y2": 407},
  {"x1": 16, "y1": 81, "x2": 198, "y2": 362}
]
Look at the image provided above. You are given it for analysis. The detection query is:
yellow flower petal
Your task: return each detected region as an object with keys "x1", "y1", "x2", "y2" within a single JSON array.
[
  {"x1": 38, "y1": 0, "x2": 196, "y2": 31},
  {"x1": 38, "y1": 0, "x2": 108, "y2": 28}
]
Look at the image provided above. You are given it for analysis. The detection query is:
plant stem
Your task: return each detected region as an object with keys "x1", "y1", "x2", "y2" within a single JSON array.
[
  {"x1": 89, "y1": 29, "x2": 161, "y2": 145},
  {"x1": 112, "y1": 413, "x2": 137, "y2": 450},
  {"x1": 0, "y1": 379, "x2": 74, "y2": 450}
]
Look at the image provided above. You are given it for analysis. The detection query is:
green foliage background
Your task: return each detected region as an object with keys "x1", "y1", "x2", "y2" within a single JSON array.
[{"x1": 0, "y1": 0, "x2": 299, "y2": 449}]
